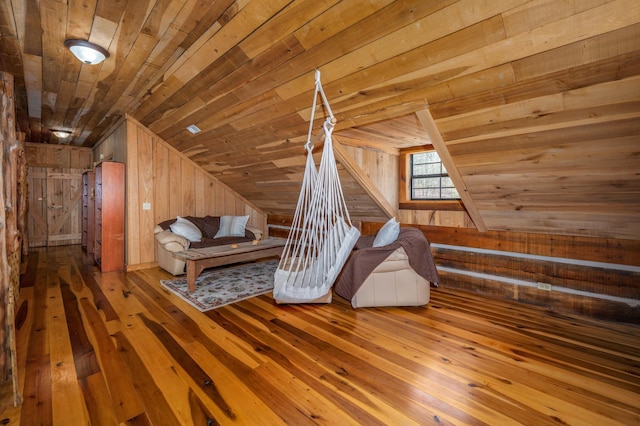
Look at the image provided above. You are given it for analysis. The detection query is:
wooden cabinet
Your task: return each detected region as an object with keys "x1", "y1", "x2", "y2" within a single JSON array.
[
  {"x1": 81, "y1": 171, "x2": 95, "y2": 254},
  {"x1": 94, "y1": 162, "x2": 125, "y2": 272}
]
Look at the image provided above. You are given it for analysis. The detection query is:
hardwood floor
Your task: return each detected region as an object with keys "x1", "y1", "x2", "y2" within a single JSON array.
[{"x1": 2, "y1": 245, "x2": 639, "y2": 425}]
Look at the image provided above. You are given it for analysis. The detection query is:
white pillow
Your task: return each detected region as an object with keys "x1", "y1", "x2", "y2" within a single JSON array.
[
  {"x1": 372, "y1": 217, "x2": 399, "y2": 247},
  {"x1": 170, "y1": 216, "x2": 202, "y2": 242},
  {"x1": 215, "y1": 215, "x2": 249, "y2": 238}
]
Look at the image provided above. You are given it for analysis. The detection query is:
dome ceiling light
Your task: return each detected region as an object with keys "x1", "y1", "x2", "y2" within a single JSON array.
[
  {"x1": 52, "y1": 130, "x2": 72, "y2": 138},
  {"x1": 64, "y1": 39, "x2": 110, "y2": 65}
]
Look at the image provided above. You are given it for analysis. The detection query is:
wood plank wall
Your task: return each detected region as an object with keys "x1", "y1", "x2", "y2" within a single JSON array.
[
  {"x1": 267, "y1": 214, "x2": 638, "y2": 322},
  {"x1": 266, "y1": 143, "x2": 638, "y2": 323},
  {"x1": 25, "y1": 143, "x2": 93, "y2": 169},
  {"x1": 361, "y1": 222, "x2": 640, "y2": 323},
  {"x1": 340, "y1": 144, "x2": 399, "y2": 210},
  {"x1": 398, "y1": 209, "x2": 473, "y2": 229},
  {"x1": 92, "y1": 117, "x2": 268, "y2": 271}
]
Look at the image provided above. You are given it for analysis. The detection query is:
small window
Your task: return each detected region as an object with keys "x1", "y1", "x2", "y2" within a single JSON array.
[{"x1": 410, "y1": 151, "x2": 460, "y2": 200}]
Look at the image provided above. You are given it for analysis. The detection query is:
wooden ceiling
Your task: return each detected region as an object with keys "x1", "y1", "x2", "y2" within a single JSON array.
[{"x1": 1, "y1": 0, "x2": 639, "y2": 239}]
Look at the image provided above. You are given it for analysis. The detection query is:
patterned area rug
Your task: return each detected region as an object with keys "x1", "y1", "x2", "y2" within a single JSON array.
[{"x1": 160, "y1": 260, "x2": 278, "y2": 311}]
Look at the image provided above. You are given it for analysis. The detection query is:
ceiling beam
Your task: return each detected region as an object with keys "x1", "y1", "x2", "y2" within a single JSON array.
[{"x1": 415, "y1": 109, "x2": 487, "y2": 232}]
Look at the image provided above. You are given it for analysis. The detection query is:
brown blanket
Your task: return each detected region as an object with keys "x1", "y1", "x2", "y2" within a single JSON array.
[{"x1": 334, "y1": 227, "x2": 439, "y2": 301}]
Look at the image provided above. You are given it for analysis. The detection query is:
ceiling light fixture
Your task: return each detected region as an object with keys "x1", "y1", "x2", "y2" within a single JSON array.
[
  {"x1": 186, "y1": 124, "x2": 201, "y2": 134},
  {"x1": 52, "y1": 130, "x2": 71, "y2": 138},
  {"x1": 64, "y1": 39, "x2": 110, "y2": 65}
]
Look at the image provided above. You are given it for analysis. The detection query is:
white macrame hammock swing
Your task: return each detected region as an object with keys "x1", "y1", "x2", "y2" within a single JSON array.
[{"x1": 273, "y1": 71, "x2": 360, "y2": 304}]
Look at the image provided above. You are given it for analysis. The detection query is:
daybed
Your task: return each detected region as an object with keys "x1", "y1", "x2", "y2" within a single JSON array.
[
  {"x1": 334, "y1": 225, "x2": 439, "y2": 308},
  {"x1": 154, "y1": 215, "x2": 264, "y2": 275}
]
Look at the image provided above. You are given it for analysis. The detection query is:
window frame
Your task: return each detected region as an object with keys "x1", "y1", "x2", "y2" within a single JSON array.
[{"x1": 399, "y1": 145, "x2": 464, "y2": 211}]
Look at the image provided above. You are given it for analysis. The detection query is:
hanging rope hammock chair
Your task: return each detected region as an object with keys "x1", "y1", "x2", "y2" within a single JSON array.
[{"x1": 273, "y1": 71, "x2": 360, "y2": 304}]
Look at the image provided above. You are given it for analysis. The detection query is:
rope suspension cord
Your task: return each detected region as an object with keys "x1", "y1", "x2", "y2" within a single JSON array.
[{"x1": 274, "y1": 70, "x2": 360, "y2": 304}]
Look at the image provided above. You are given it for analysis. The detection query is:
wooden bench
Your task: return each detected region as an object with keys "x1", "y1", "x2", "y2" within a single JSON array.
[{"x1": 173, "y1": 237, "x2": 287, "y2": 292}]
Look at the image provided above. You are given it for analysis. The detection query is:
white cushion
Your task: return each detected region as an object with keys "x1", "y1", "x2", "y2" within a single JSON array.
[
  {"x1": 373, "y1": 217, "x2": 399, "y2": 247},
  {"x1": 169, "y1": 216, "x2": 202, "y2": 242},
  {"x1": 215, "y1": 215, "x2": 249, "y2": 238}
]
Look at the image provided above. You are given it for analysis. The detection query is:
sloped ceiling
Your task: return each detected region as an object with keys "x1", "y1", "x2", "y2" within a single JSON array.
[{"x1": 0, "y1": 0, "x2": 639, "y2": 239}]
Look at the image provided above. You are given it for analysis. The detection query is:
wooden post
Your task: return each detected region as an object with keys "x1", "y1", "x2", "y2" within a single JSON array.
[
  {"x1": 17, "y1": 134, "x2": 28, "y2": 259},
  {"x1": 0, "y1": 70, "x2": 11, "y2": 387},
  {"x1": 415, "y1": 109, "x2": 488, "y2": 232},
  {"x1": 0, "y1": 71, "x2": 21, "y2": 407}
]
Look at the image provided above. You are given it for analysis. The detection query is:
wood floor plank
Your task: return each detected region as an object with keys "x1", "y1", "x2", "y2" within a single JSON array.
[
  {"x1": 115, "y1": 313, "x2": 205, "y2": 424},
  {"x1": 183, "y1": 340, "x2": 289, "y2": 425},
  {"x1": 382, "y1": 303, "x2": 640, "y2": 406},
  {"x1": 79, "y1": 297, "x2": 146, "y2": 422},
  {"x1": 70, "y1": 247, "x2": 119, "y2": 322},
  {"x1": 209, "y1": 305, "x2": 414, "y2": 425},
  {"x1": 203, "y1": 303, "x2": 389, "y2": 424},
  {"x1": 47, "y1": 278, "x2": 90, "y2": 425},
  {"x1": 247, "y1": 311, "x2": 476, "y2": 424},
  {"x1": 380, "y1": 304, "x2": 640, "y2": 421},
  {"x1": 256, "y1": 302, "x2": 544, "y2": 425},
  {"x1": 127, "y1": 279, "x2": 320, "y2": 424},
  {"x1": 430, "y1": 289, "x2": 640, "y2": 349},
  {"x1": 59, "y1": 276, "x2": 101, "y2": 380},
  {"x1": 2, "y1": 245, "x2": 639, "y2": 425},
  {"x1": 124, "y1": 270, "x2": 314, "y2": 424},
  {"x1": 138, "y1": 312, "x2": 236, "y2": 421},
  {"x1": 79, "y1": 372, "x2": 119, "y2": 426},
  {"x1": 403, "y1": 304, "x2": 640, "y2": 394},
  {"x1": 19, "y1": 249, "x2": 53, "y2": 425},
  {"x1": 111, "y1": 331, "x2": 182, "y2": 425}
]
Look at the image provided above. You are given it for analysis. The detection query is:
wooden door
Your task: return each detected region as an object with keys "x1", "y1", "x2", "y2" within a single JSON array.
[
  {"x1": 28, "y1": 168, "x2": 85, "y2": 247},
  {"x1": 46, "y1": 169, "x2": 84, "y2": 246}
]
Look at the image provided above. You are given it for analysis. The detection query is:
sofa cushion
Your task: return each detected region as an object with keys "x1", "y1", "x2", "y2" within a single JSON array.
[
  {"x1": 155, "y1": 229, "x2": 189, "y2": 247},
  {"x1": 373, "y1": 217, "x2": 399, "y2": 247},
  {"x1": 158, "y1": 215, "x2": 257, "y2": 246},
  {"x1": 183, "y1": 216, "x2": 219, "y2": 239},
  {"x1": 215, "y1": 215, "x2": 249, "y2": 238},
  {"x1": 158, "y1": 218, "x2": 176, "y2": 231},
  {"x1": 169, "y1": 216, "x2": 202, "y2": 242},
  {"x1": 158, "y1": 216, "x2": 218, "y2": 236},
  {"x1": 202, "y1": 216, "x2": 222, "y2": 238}
]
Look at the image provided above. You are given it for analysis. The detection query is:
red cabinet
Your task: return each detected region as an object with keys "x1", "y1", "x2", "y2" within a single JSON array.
[{"x1": 94, "y1": 162, "x2": 125, "y2": 272}]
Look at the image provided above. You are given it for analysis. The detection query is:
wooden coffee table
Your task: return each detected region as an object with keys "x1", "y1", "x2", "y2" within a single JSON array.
[{"x1": 174, "y1": 237, "x2": 287, "y2": 292}]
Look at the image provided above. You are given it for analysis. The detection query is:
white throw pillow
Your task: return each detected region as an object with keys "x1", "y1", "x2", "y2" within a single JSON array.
[
  {"x1": 169, "y1": 216, "x2": 202, "y2": 242},
  {"x1": 372, "y1": 217, "x2": 399, "y2": 247},
  {"x1": 215, "y1": 215, "x2": 249, "y2": 238}
]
